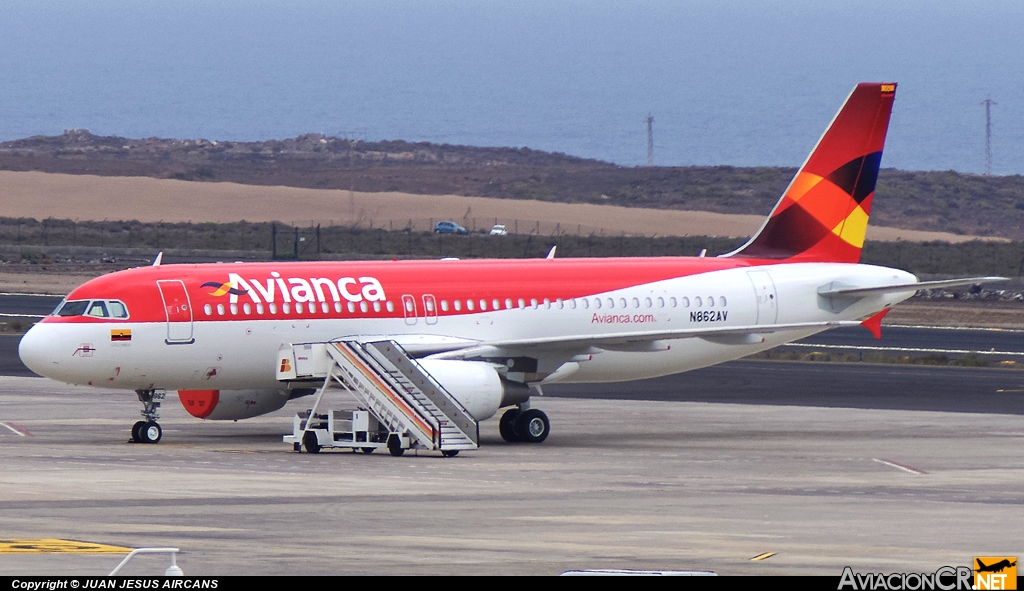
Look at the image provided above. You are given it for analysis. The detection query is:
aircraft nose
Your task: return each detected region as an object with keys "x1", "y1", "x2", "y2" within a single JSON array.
[{"x1": 19, "y1": 323, "x2": 62, "y2": 377}]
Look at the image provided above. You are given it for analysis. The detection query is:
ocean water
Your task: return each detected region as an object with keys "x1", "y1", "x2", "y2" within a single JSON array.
[{"x1": 0, "y1": 0, "x2": 1022, "y2": 174}]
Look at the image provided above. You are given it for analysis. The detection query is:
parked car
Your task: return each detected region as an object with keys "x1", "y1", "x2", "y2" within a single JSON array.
[
  {"x1": 488, "y1": 224, "x2": 507, "y2": 236},
  {"x1": 433, "y1": 221, "x2": 468, "y2": 235}
]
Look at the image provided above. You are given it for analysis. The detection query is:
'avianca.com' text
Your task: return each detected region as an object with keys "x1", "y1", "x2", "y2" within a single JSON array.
[{"x1": 591, "y1": 313, "x2": 657, "y2": 324}]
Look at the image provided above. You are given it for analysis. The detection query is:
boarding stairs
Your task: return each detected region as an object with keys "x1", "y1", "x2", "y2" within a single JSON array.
[{"x1": 279, "y1": 340, "x2": 478, "y2": 454}]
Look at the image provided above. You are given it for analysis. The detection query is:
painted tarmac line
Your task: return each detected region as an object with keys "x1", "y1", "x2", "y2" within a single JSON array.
[
  {"x1": 872, "y1": 458, "x2": 928, "y2": 475},
  {"x1": 888, "y1": 324, "x2": 1024, "y2": 333},
  {"x1": 785, "y1": 342, "x2": 1024, "y2": 356},
  {"x1": 1, "y1": 422, "x2": 32, "y2": 436},
  {"x1": 0, "y1": 539, "x2": 132, "y2": 554},
  {"x1": 749, "y1": 552, "x2": 776, "y2": 561}
]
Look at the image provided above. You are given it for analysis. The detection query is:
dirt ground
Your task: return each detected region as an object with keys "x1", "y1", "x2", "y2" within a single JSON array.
[{"x1": 0, "y1": 171, "x2": 999, "y2": 242}]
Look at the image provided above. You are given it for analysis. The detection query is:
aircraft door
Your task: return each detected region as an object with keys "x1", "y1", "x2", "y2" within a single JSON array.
[
  {"x1": 157, "y1": 279, "x2": 195, "y2": 344},
  {"x1": 422, "y1": 294, "x2": 438, "y2": 325},
  {"x1": 402, "y1": 294, "x2": 418, "y2": 326},
  {"x1": 747, "y1": 270, "x2": 778, "y2": 325}
]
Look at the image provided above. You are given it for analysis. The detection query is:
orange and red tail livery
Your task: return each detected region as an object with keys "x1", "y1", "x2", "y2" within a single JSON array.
[{"x1": 729, "y1": 82, "x2": 896, "y2": 263}]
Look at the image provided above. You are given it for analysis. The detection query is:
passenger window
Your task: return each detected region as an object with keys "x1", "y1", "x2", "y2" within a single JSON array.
[
  {"x1": 720, "y1": 296, "x2": 727, "y2": 307},
  {"x1": 467, "y1": 300, "x2": 475, "y2": 311},
  {"x1": 243, "y1": 303, "x2": 252, "y2": 315},
  {"x1": 283, "y1": 303, "x2": 291, "y2": 314},
  {"x1": 594, "y1": 298, "x2": 601, "y2": 309},
  {"x1": 85, "y1": 301, "x2": 109, "y2": 318},
  {"x1": 581, "y1": 298, "x2": 589, "y2": 309},
  {"x1": 217, "y1": 304, "x2": 226, "y2": 316},
  {"x1": 607, "y1": 298, "x2": 615, "y2": 309},
  {"x1": 669, "y1": 297, "x2": 677, "y2": 307},
  {"x1": 618, "y1": 298, "x2": 626, "y2": 308},
  {"x1": 359, "y1": 301, "x2": 368, "y2": 313},
  {"x1": 682, "y1": 297, "x2": 690, "y2": 308},
  {"x1": 569, "y1": 299, "x2": 576, "y2": 309},
  {"x1": 657, "y1": 297, "x2": 664, "y2": 307},
  {"x1": 441, "y1": 300, "x2": 449, "y2": 312},
  {"x1": 505, "y1": 298, "x2": 514, "y2": 309},
  {"x1": 556, "y1": 298, "x2": 564, "y2": 309},
  {"x1": 707, "y1": 296, "x2": 714, "y2": 307},
  {"x1": 695, "y1": 296, "x2": 703, "y2": 307},
  {"x1": 373, "y1": 301, "x2": 381, "y2": 312},
  {"x1": 258, "y1": 303, "x2": 265, "y2": 314},
  {"x1": 386, "y1": 301, "x2": 395, "y2": 313},
  {"x1": 269, "y1": 303, "x2": 278, "y2": 314},
  {"x1": 493, "y1": 299, "x2": 501, "y2": 310},
  {"x1": 544, "y1": 298, "x2": 551, "y2": 309},
  {"x1": 454, "y1": 300, "x2": 462, "y2": 311},
  {"x1": 531, "y1": 298, "x2": 538, "y2": 309},
  {"x1": 479, "y1": 299, "x2": 487, "y2": 311},
  {"x1": 518, "y1": 298, "x2": 526, "y2": 309},
  {"x1": 645, "y1": 297, "x2": 652, "y2": 308},
  {"x1": 348, "y1": 302, "x2": 356, "y2": 313},
  {"x1": 294, "y1": 303, "x2": 302, "y2": 314},
  {"x1": 632, "y1": 297, "x2": 639, "y2": 308}
]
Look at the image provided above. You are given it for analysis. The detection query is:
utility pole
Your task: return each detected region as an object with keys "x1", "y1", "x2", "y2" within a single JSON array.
[
  {"x1": 646, "y1": 113, "x2": 654, "y2": 166},
  {"x1": 981, "y1": 97, "x2": 997, "y2": 175}
]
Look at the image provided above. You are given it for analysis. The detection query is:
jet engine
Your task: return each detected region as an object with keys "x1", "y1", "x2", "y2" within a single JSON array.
[
  {"x1": 416, "y1": 359, "x2": 530, "y2": 421},
  {"x1": 178, "y1": 388, "x2": 314, "y2": 421}
]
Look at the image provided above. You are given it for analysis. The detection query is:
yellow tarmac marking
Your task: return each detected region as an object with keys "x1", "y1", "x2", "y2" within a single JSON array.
[
  {"x1": 749, "y1": 552, "x2": 776, "y2": 561},
  {"x1": 0, "y1": 539, "x2": 132, "y2": 554}
]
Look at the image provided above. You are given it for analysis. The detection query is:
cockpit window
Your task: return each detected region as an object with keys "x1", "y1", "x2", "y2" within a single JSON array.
[
  {"x1": 85, "y1": 301, "x2": 109, "y2": 318},
  {"x1": 54, "y1": 300, "x2": 89, "y2": 317},
  {"x1": 52, "y1": 299, "x2": 129, "y2": 319}
]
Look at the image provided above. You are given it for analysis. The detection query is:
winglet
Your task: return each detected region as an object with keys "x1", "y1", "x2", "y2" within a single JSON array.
[
  {"x1": 152, "y1": 252, "x2": 163, "y2": 266},
  {"x1": 860, "y1": 308, "x2": 891, "y2": 339},
  {"x1": 546, "y1": 246, "x2": 557, "y2": 259}
]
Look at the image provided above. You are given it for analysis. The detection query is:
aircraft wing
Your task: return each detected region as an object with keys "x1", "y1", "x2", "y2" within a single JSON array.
[{"x1": 427, "y1": 319, "x2": 863, "y2": 360}]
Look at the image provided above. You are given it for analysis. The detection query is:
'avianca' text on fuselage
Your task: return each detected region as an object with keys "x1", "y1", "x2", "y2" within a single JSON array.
[{"x1": 215, "y1": 273, "x2": 387, "y2": 305}]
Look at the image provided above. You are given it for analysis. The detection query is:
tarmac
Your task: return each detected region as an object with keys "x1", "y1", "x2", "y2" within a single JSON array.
[{"x1": 1, "y1": 375, "x2": 1021, "y2": 576}]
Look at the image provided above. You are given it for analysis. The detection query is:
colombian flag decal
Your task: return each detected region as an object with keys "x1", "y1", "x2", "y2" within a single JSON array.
[
  {"x1": 201, "y1": 281, "x2": 248, "y2": 296},
  {"x1": 111, "y1": 329, "x2": 131, "y2": 342}
]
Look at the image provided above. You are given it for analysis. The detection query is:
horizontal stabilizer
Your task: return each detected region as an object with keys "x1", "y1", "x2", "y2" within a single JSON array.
[{"x1": 818, "y1": 276, "x2": 1006, "y2": 299}]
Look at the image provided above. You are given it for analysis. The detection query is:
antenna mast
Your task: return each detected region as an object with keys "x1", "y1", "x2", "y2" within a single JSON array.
[
  {"x1": 646, "y1": 113, "x2": 654, "y2": 166},
  {"x1": 981, "y1": 97, "x2": 996, "y2": 175}
]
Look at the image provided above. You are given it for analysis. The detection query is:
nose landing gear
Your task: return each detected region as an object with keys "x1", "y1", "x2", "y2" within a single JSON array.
[{"x1": 131, "y1": 390, "x2": 165, "y2": 444}]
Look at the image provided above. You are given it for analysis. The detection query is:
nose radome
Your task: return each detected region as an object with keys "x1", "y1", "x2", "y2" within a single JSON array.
[{"x1": 19, "y1": 323, "x2": 62, "y2": 377}]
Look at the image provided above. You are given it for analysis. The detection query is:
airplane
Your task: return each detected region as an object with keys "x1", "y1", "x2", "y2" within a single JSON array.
[
  {"x1": 17, "y1": 82, "x2": 1002, "y2": 451},
  {"x1": 976, "y1": 558, "x2": 1016, "y2": 574}
]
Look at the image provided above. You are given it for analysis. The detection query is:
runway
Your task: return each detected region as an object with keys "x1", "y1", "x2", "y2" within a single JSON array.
[{"x1": 0, "y1": 377, "x2": 1021, "y2": 576}]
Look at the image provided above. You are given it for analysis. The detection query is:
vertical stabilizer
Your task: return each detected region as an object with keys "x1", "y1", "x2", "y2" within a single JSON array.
[{"x1": 726, "y1": 83, "x2": 896, "y2": 263}]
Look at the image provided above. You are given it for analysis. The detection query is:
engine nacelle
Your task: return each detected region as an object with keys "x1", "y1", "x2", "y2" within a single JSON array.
[
  {"x1": 179, "y1": 389, "x2": 297, "y2": 420},
  {"x1": 417, "y1": 359, "x2": 529, "y2": 421}
]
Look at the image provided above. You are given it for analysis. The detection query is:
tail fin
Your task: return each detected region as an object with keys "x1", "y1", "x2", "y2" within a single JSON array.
[{"x1": 726, "y1": 82, "x2": 896, "y2": 263}]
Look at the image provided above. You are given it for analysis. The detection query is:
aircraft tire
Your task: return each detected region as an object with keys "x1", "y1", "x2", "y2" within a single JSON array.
[
  {"x1": 499, "y1": 408, "x2": 521, "y2": 442},
  {"x1": 361, "y1": 447, "x2": 375, "y2": 454},
  {"x1": 130, "y1": 420, "x2": 147, "y2": 443},
  {"x1": 441, "y1": 450, "x2": 460, "y2": 458},
  {"x1": 302, "y1": 431, "x2": 321, "y2": 454},
  {"x1": 387, "y1": 435, "x2": 405, "y2": 457},
  {"x1": 139, "y1": 421, "x2": 162, "y2": 444},
  {"x1": 515, "y1": 409, "x2": 549, "y2": 444}
]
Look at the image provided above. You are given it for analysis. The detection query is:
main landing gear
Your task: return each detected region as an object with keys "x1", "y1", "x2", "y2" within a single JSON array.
[
  {"x1": 131, "y1": 389, "x2": 165, "y2": 444},
  {"x1": 498, "y1": 404, "x2": 550, "y2": 444}
]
